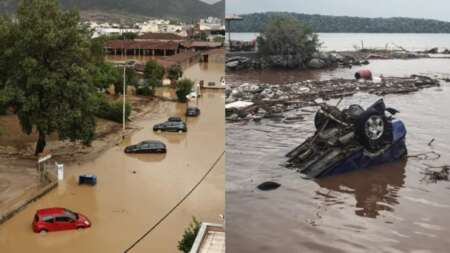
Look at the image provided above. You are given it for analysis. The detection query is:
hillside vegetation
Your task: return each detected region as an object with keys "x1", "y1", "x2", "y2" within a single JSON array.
[
  {"x1": 0, "y1": 0, "x2": 225, "y2": 21},
  {"x1": 229, "y1": 12, "x2": 450, "y2": 33}
]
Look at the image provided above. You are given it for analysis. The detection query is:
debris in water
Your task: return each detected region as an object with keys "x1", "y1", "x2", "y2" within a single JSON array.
[
  {"x1": 422, "y1": 165, "x2": 450, "y2": 183},
  {"x1": 408, "y1": 151, "x2": 441, "y2": 161},
  {"x1": 428, "y1": 138, "x2": 436, "y2": 146},
  {"x1": 257, "y1": 181, "x2": 281, "y2": 191},
  {"x1": 226, "y1": 75, "x2": 440, "y2": 122}
]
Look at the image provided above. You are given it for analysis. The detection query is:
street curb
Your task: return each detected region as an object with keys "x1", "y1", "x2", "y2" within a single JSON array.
[{"x1": 0, "y1": 178, "x2": 58, "y2": 225}]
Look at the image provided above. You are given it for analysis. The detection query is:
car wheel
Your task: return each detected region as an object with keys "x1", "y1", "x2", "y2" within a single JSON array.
[
  {"x1": 39, "y1": 229, "x2": 48, "y2": 235},
  {"x1": 77, "y1": 227, "x2": 84, "y2": 230},
  {"x1": 356, "y1": 112, "x2": 393, "y2": 152},
  {"x1": 178, "y1": 130, "x2": 183, "y2": 133}
]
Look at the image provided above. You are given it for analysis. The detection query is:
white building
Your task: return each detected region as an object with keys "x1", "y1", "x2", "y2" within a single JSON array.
[{"x1": 137, "y1": 19, "x2": 188, "y2": 37}]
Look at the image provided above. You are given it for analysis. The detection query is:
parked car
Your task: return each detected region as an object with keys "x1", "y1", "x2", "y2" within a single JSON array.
[
  {"x1": 124, "y1": 140, "x2": 167, "y2": 153},
  {"x1": 32, "y1": 208, "x2": 91, "y2": 234},
  {"x1": 186, "y1": 107, "x2": 201, "y2": 117},
  {"x1": 78, "y1": 174, "x2": 97, "y2": 186},
  {"x1": 287, "y1": 99, "x2": 407, "y2": 179},
  {"x1": 153, "y1": 120, "x2": 187, "y2": 133}
]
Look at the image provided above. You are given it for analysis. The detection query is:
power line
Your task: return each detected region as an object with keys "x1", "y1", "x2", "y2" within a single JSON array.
[{"x1": 123, "y1": 151, "x2": 225, "y2": 253}]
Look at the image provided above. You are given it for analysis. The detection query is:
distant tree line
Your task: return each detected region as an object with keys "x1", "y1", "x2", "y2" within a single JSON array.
[{"x1": 228, "y1": 12, "x2": 450, "y2": 33}]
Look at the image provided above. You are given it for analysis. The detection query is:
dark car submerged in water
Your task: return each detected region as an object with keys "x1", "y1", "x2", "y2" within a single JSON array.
[
  {"x1": 124, "y1": 140, "x2": 167, "y2": 154},
  {"x1": 287, "y1": 99, "x2": 407, "y2": 179},
  {"x1": 153, "y1": 118, "x2": 187, "y2": 133}
]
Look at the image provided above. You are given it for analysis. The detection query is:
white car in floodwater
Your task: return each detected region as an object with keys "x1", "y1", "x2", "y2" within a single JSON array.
[{"x1": 187, "y1": 83, "x2": 202, "y2": 100}]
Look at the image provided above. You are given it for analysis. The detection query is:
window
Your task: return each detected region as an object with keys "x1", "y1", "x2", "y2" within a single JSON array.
[
  {"x1": 43, "y1": 216, "x2": 54, "y2": 223},
  {"x1": 55, "y1": 216, "x2": 72, "y2": 222}
]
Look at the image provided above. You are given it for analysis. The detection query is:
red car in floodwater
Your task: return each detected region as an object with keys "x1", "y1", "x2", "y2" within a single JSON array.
[{"x1": 32, "y1": 208, "x2": 91, "y2": 233}]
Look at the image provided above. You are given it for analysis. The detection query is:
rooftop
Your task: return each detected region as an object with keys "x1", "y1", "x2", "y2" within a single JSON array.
[
  {"x1": 105, "y1": 40, "x2": 179, "y2": 50},
  {"x1": 190, "y1": 223, "x2": 225, "y2": 253},
  {"x1": 136, "y1": 32, "x2": 186, "y2": 41}
]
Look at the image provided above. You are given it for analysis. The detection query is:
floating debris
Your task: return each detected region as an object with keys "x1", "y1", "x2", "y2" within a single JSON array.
[
  {"x1": 226, "y1": 75, "x2": 440, "y2": 122},
  {"x1": 257, "y1": 181, "x2": 281, "y2": 191},
  {"x1": 422, "y1": 166, "x2": 450, "y2": 183}
]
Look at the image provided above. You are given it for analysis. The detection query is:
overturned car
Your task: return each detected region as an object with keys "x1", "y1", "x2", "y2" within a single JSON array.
[{"x1": 287, "y1": 99, "x2": 407, "y2": 179}]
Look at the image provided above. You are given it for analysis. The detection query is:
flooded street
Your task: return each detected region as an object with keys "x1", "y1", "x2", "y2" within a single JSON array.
[
  {"x1": 0, "y1": 89, "x2": 224, "y2": 251},
  {"x1": 226, "y1": 59, "x2": 450, "y2": 252}
]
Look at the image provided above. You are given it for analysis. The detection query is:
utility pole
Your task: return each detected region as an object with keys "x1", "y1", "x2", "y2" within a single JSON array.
[
  {"x1": 122, "y1": 64, "x2": 126, "y2": 138},
  {"x1": 121, "y1": 19, "x2": 126, "y2": 139}
]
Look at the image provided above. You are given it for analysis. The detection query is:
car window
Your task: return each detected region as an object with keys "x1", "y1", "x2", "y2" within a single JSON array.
[
  {"x1": 55, "y1": 216, "x2": 72, "y2": 222},
  {"x1": 42, "y1": 216, "x2": 54, "y2": 223},
  {"x1": 64, "y1": 211, "x2": 77, "y2": 220}
]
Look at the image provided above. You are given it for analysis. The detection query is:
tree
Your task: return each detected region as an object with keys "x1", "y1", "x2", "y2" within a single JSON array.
[
  {"x1": 113, "y1": 67, "x2": 137, "y2": 95},
  {"x1": 93, "y1": 63, "x2": 120, "y2": 91},
  {"x1": 167, "y1": 64, "x2": 183, "y2": 83},
  {"x1": 143, "y1": 60, "x2": 165, "y2": 85},
  {"x1": 176, "y1": 78, "x2": 194, "y2": 102},
  {"x1": 1, "y1": 0, "x2": 98, "y2": 155},
  {"x1": 257, "y1": 16, "x2": 320, "y2": 67},
  {"x1": 177, "y1": 217, "x2": 201, "y2": 253}
]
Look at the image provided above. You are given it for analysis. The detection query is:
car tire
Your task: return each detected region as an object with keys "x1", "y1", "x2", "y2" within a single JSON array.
[
  {"x1": 39, "y1": 229, "x2": 48, "y2": 235},
  {"x1": 355, "y1": 112, "x2": 393, "y2": 152},
  {"x1": 178, "y1": 130, "x2": 183, "y2": 133}
]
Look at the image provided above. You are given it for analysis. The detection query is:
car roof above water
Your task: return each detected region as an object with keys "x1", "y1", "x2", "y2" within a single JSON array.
[
  {"x1": 139, "y1": 140, "x2": 165, "y2": 146},
  {"x1": 36, "y1": 208, "x2": 67, "y2": 216},
  {"x1": 168, "y1": 116, "x2": 182, "y2": 122}
]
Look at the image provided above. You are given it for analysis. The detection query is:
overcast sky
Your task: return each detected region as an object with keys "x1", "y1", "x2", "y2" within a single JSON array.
[{"x1": 226, "y1": 0, "x2": 450, "y2": 22}]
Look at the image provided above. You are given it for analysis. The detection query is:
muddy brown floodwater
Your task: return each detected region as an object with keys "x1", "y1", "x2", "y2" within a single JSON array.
[
  {"x1": 226, "y1": 59, "x2": 450, "y2": 253},
  {"x1": 0, "y1": 88, "x2": 224, "y2": 253}
]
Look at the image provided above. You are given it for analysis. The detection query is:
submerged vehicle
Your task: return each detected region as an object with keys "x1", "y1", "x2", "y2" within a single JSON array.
[
  {"x1": 186, "y1": 107, "x2": 201, "y2": 117},
  {"x1": 32, "y1": 208, "x2": 91, "y2": 233},
  {"x1": 153, "y1": 120, "x2": 187, "y2": 133},
  {"x1": 124, "y1": 140, "x2": 167, "y2": 153},
  {"x1": 287, "y1": 99, "x2": 407, "y2": 179}
]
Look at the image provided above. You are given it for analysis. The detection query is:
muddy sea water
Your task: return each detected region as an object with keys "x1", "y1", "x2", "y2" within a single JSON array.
[{"x1": 226, "y1": 58, "x2": 450, "y2": 252}]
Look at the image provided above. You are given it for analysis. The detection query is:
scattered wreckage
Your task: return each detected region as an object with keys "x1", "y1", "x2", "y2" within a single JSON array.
[
  {"x1": 286, "y1": 99, "x2": 408, "y2": 178},
  {"x1": 225, "y1": 75, "x2": 440, "y2": 122}
]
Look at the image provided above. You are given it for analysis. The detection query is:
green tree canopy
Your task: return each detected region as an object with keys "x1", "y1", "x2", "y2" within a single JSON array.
[
  {"x1": 113, "y1": 67, "x2": 137, "y2": 95},
  {"x1": 177, "y1": 217, "x2": 201, "y2": 253},
  {"x1": 144, "y1": 60, "x2": 165, "y2": 82},
  {"x1": 257, "y1": 16, "x2": 319, "y2": 63},
  {"x1": 167, "y1": 64, "x2": 183, "y2": 82},
  {"x1": 0, "y1": 0, "x2": 98, "y2": 155},
  {"x1": 93, "y1": 63, "x2": 120, "y2": 91},
  {"x1": 175, "y1": 78, "x2": 194, "y2": 102}
]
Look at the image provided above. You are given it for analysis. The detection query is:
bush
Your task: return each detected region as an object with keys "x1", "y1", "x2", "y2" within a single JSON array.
[
  {"x1": 136, "y1": 85, "x2": 153, "y2": 96},
  {"x1": 0, "y1": 92, "x2": 8, "y2": 115},
  {"x1": 94, "y1": 95, "x2": 132, "y2": 123},
  {"x1": 176, "y1": 78, "x2": 194, "y2": 102},
  {"x1": 177, "y1": 217, "x2": 201, "y2": 253}
]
